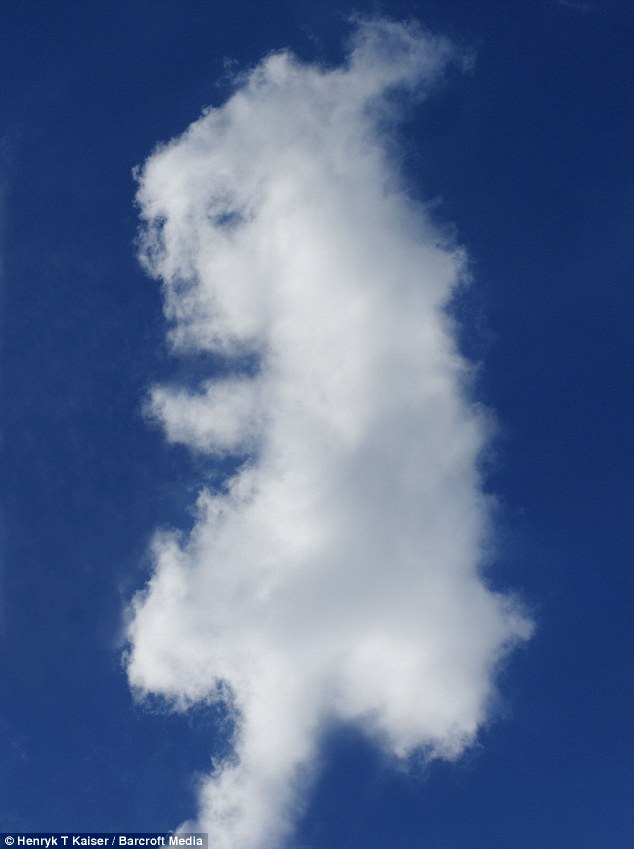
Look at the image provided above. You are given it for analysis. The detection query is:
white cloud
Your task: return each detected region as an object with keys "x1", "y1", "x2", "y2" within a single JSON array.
[{"x1": 125, "y1": 18, "x2": 532, "y2": 849}]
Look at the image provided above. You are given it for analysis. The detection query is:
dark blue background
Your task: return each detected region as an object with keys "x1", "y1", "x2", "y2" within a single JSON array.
[{"x1": 1, "y1": 2, "x2": 632, "y2": 846}]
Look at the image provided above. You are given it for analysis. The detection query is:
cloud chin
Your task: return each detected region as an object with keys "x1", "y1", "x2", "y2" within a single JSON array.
[{"x1": 125, "y1": 17, "x2": 533, "y2": 849}]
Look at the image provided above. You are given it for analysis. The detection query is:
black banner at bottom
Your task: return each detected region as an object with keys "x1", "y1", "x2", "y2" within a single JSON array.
[{"x1": 1, "y1": 836, "x2": 208, "y2": 849}]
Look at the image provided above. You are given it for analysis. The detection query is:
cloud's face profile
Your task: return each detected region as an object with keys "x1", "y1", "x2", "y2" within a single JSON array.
[{"x1": 125, "y1": 19, "x2": 532, "y2": 849}]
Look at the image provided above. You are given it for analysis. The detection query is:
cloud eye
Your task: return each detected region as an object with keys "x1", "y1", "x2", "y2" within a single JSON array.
[
  {"x1": 212, "y1": 209, "x2": 245, "y2": 229},
  {"x1": 206, "y1": 203, "x2": 247, "y2": 231}
]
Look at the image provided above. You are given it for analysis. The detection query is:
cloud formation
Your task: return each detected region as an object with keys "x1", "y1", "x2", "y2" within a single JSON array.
[{"x1": 126, "y1": 19, "x2": 532, "y2": 849}]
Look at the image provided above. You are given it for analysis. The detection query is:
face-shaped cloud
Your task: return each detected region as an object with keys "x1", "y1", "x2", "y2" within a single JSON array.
[{"x1": 126, "y1": 19, "x2": 532, "y2": 849}]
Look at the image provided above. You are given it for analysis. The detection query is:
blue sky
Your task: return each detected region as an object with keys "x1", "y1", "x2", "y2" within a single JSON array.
[{"x1": 0, "y1": 2, "x2": 632, "y2": 848}]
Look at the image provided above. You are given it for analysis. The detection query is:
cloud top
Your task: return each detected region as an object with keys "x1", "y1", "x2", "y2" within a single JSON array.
[{"x1": 126, "y1": 19, "x2": 532, "y2": 849}]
